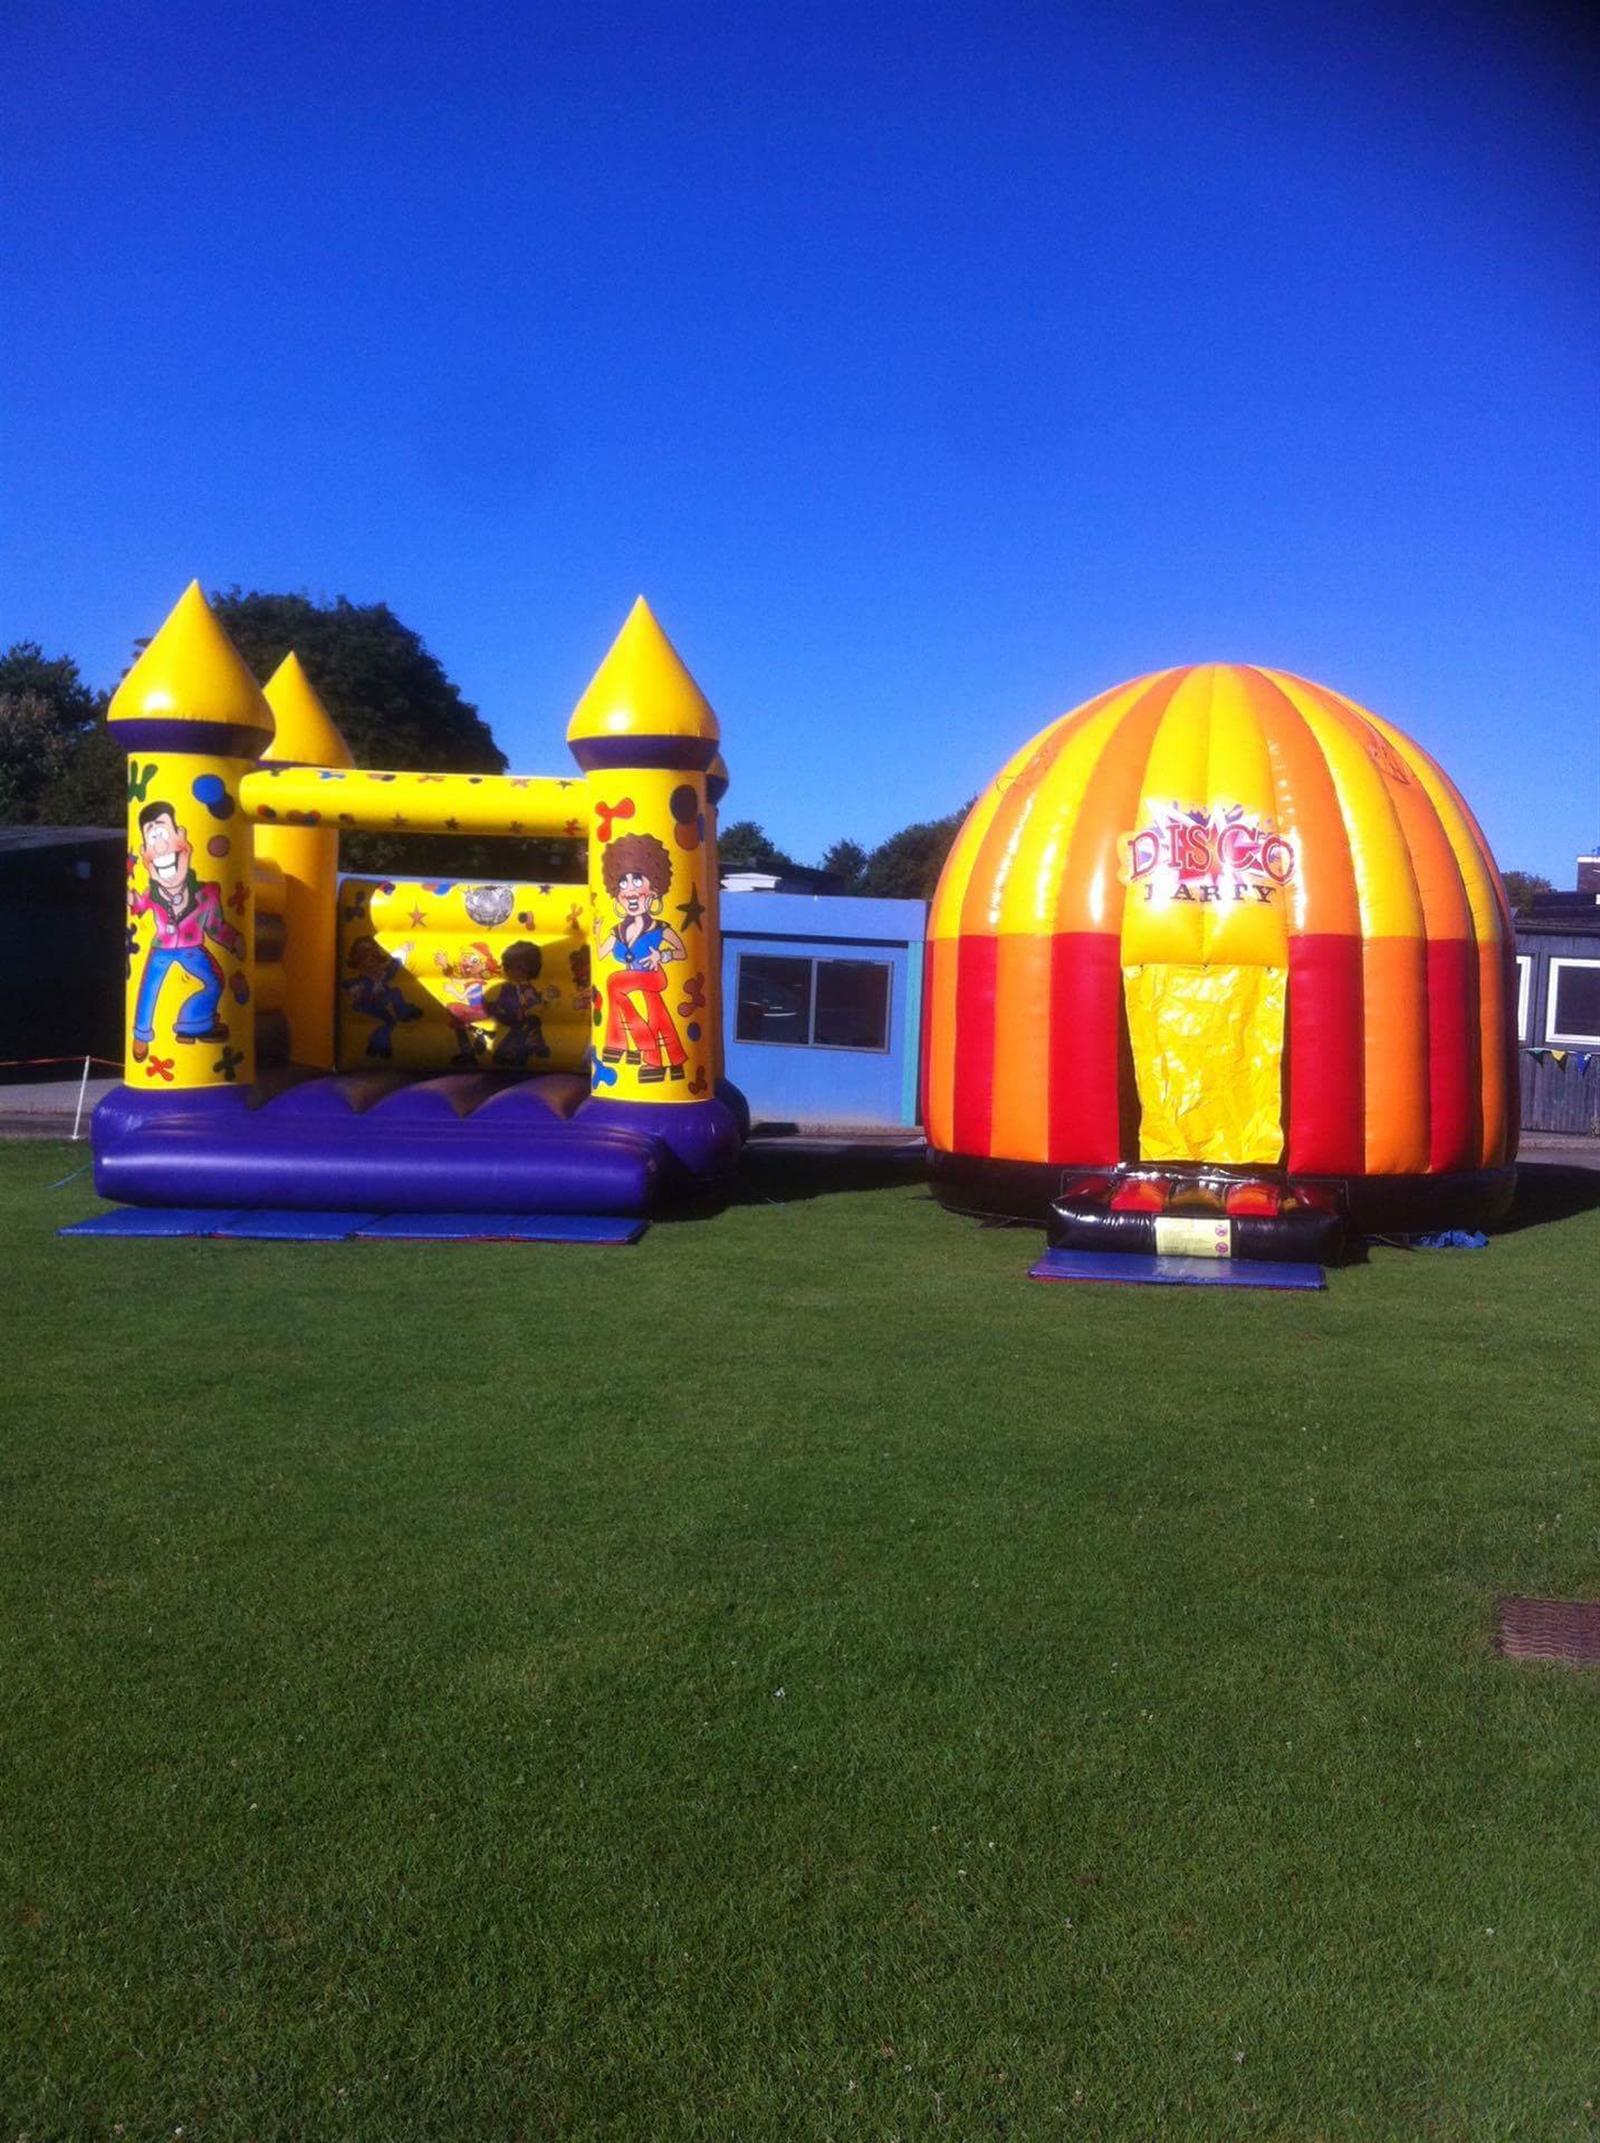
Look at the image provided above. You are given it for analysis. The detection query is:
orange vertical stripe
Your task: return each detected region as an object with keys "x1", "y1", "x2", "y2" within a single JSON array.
[
  {"x1": 922, "y1": 937, "x2": 960, "y2": 1152},
  {"x1": 1478, "y1": 940, "x2": 1516, "y2": 1166},
  {"x1": 989, "y1": 933, "x2": 1055, "y2": 1160},
  {"x1": 1360, "y1": 937, "x2": 1430, "y2": 1174}
]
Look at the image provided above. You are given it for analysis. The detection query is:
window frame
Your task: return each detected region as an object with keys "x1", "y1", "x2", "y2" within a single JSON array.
[
  {"x1": 1544, "y1": 957, "x2": 1600, "y2": 1047},
  {"x1": 1515, "y1": 954, "x2": 1531, "y2": 1042},
  {"x1": 733, "y1": 950, "x2": 894, "y2": 1054}
]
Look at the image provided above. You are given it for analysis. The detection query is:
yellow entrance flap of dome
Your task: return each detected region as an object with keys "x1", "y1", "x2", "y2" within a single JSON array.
[{"x1": 1124, "y1": 963, "x2": 1286, "y2": 1166}]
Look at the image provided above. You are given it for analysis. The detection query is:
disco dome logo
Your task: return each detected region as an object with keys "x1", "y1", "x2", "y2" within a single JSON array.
[{"x1": 1119, "y1": 804, "x2": 1297, "y2": 904}]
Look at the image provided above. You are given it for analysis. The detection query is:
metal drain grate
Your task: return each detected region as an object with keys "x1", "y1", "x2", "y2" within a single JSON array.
[{"x1": 1496, "y1": 1597, "x2": 1600, "y2": 1666}]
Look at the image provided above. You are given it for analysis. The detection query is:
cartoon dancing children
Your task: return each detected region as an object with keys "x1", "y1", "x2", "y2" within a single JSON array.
[
  {"x1": 434, "y1": 941, "x2": 501, "y2": 1065},
  {"x1": 486, "y1": 940, "x2": 557, "y2": 1067},
  {"x1": 594, "y1": 832, "x2": 688, "y2": 1082},
  {"x1": 127, "y1": 800, "x2": 246, "y2": 1061},
  {"x1": 342, "y1": 936, "x2": 421, "y2": 1058}
]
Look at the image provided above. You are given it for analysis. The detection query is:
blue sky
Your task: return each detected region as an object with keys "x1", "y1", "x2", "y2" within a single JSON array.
[{"x1": 3, "y1": 1, "x2": 1595, "y2": 876}]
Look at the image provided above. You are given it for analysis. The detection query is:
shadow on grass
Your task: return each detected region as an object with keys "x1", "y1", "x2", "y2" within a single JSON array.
[
  {"x1": 1497, "y1": 1160, "x2": 1600, "y2": 1236},
  {"x1": 652, "y1": 1136, "x2": 932, "y2": 1222}
]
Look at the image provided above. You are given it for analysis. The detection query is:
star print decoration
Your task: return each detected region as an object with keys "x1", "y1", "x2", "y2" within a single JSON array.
[{"x1": 675, "y1": 886, "x2": 706, "y2": 933}]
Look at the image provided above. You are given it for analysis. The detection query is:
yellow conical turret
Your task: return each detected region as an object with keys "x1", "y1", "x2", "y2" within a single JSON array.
[
  {"x1": 109, "y1": 581, "x2": 272, "y2": 743},
  {"x1": 567, "y1": 596, "x2": 719, "y2": 761},
  {"x1": 262, "y1": 651, "x2": 354, "y2": 768},
  {"x1": 114, "y1": 583, "x2": 264, "y2": 1089}
]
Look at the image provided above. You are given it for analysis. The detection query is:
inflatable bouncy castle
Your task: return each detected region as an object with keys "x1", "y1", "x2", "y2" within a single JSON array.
[
  {"x1": 924, "y1": 665, "x2": 1517, "y2": 1253},
  {"x1": 92, "y1": 585, "x2": 744, "y2": 1218}
]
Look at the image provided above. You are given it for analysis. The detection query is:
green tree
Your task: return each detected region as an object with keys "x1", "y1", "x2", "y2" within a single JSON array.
[
  {"x1": 859, "y1": 808, "x2": 969, "y2": 901},
  {"x1": 35, "y1": 720, "x2": 124, "y2": 826},
  {"x1": 0, "y1": 692, "x2": 73, "y2": 822},
  {"x1": 818, "y1": 837, "x2": 868, "y2": 890},
  {"x1": 207, "y1": 591, "x2": 578, "y2": 882},
  {"x1": 718, "y1": 819, "x2": 798, "y2": 875},
  {"x1": 0, "y1": 644, "x2": 113, "y2": 824},
  {"x1": 210, "y1": 592, "x2": 503, "y2": 775},
  {"x1": 1500, "y1": 870, "x2": 1553, "y2": 918}
]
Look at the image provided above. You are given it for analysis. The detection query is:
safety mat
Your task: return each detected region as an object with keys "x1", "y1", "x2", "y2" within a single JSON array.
[
  {"x1": 354, "y1": 1212, "x2": 648, "y2": 1244},
  {"x1": 64, "y1": 1208, "x2": 647, "y2": 1245},
  {"x1": 1030, "y1": 1248, "x2": 1324, "y2": 1290}
]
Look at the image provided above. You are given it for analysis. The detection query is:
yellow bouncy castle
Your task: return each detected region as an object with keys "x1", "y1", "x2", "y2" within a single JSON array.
[
  {"x1": 925, "y1": 664, "x2": 1518, "y2": 1247},
  {"x1": 94, "y1": 585, "x2": 744, "y2": 1220}
]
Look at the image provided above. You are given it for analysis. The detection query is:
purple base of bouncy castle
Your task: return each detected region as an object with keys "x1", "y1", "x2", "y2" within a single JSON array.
[{"x1": 91, "y1": 1068, "x2": 747, "y2": 1217}]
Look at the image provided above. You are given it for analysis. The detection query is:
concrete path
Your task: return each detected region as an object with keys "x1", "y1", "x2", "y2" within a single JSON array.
[{"x1": 0, "y1": 1076, "x2": 118, "y2": 1138}]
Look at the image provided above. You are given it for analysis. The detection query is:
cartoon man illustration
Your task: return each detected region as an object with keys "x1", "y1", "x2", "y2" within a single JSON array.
[
  {"x1": 594, "y1": 832, "x2": 687, "y2": 1082},
  {"x1": 485, "y1": 940, "x2": 557, "y2": 1068},
  {"x1": 342, "y1": 936, "x2": 421, "y2": 1058},
  {"x1": 127, "y1": 800, "x2": 245, "y2": 1062}
]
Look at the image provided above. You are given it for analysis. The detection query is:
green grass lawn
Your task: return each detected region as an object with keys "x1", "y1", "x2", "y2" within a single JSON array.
[{"x1": 2, "y1": 1142, "x2": 1597, "y2": 2141}]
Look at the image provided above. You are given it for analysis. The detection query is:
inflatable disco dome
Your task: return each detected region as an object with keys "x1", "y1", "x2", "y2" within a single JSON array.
[{"x1": 924, "y1": 664, "x2": 1518, "y2": 1252}]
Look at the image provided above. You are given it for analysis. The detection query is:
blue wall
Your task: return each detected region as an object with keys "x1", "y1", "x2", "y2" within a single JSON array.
[{"x1": 720, "y1": 892, "x2": 926, "y2": 1127}]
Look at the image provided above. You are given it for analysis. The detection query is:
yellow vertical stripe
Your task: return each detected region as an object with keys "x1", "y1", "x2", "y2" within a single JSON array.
[
  {"x1": 1120, "y1": 668, "x2": 1213, "y2": 967},
  {"x1": 993, "y1": 680, "x2": 1160, "y2": 936},
  {"x1": 1351, "y1": 702, "x2": 1509, "y2": 947},
  {"x1": 1261, "y1": 674, "x2": 1425, "y2": 939},
  {"x1": 1054, "y1": 672, "x2": 1189, "y2": 934}
]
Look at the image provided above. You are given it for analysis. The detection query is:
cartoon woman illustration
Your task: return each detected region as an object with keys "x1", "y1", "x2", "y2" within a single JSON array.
[
  {"x1": 594, "y1": 832, "x2": 687, "y2": 1082},
  {"x1": 485, "y1": 940, "x2": 557, "y2": 1067},
  {"x1": 434, "y1": 941, "x2": 501, "y2": 1065},
  {"x1": 342, "y1": 936, "x2": 421, "y2": 1058}
]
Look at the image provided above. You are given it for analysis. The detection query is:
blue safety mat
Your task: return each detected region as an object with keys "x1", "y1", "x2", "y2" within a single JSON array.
[
  {"x1": 211, "y1": 1211, "x2": 380, "y2": 1241},
  {"x1": 1030, "y1": 1248, "x2": 1324, "y2": 1291},
  {"x1": 60, "y1": 1208, "x2": 243, "y2": 1238},
  {"x1": 355, "y1": 1212, "x2": 649, "y2": 1244},
  {"x1": 63, "y1": 1207, "x2": 647, "y2": 1244}
]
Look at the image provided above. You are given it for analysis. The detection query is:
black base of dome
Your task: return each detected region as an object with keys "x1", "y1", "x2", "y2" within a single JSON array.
[{"x1": 928, "y1": 1149, "x2": 1518, "y2": 1237}]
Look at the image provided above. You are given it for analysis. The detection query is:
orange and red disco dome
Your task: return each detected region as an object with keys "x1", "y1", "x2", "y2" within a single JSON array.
[{"x1": 924, "y1": 664, "x2": 1518, "y2": 1228}]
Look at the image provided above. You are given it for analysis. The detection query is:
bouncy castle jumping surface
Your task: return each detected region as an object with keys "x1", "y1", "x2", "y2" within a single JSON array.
[
  {"x1": 924, "y1": 664, "x2": 1518, "y2": 1249},
  {"x1": 93, "y1": 586, "x2": 744, "y2": 1219}
]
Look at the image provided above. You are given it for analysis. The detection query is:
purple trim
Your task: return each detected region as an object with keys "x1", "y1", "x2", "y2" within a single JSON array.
[
  {"x1": 706, "y1": 771, "x2": 730, "y2": 806},
  {"x1": 578, "y1": 1094, "x2": 744, "y2": 1182},
  {"x1": 113, "y1": 718, "x2": 273, "y2": 758},
  {"x1": 91, "y1": 1069, "x2": 745, "y2": 1216},
  {"x1": 569, "y1": 735, "x2": 719, "y2": 774}
]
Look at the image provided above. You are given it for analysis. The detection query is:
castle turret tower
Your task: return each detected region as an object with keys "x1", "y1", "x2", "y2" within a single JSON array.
[{"x1": 109, "y1": 584, "x2": 269, "y2": 1091}]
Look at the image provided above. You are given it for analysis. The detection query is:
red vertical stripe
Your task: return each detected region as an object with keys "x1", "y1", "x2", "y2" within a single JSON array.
[
  {"x1": 1047, "y1": 931, "x2": 1124, "y2": 1164},
  {"x1": 951, "y1": 935, "x2": 999, "y2": 1156},
  {"x1": 1285, "y1": 934, "x2": 1364, "y2": 1175},
  {"x1": 1426, "y1": 938, "x2": 1478, "y2": 1173}
]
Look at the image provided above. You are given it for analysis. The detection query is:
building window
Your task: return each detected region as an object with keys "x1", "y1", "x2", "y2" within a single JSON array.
[
  {"x1": 734, "y1": 953, "x2": 892, "y2": 1051},
  {"x1": 1516, "y1": 955, "x2": 1531, "y2": 1041},
  {"x1": 735, "y1": 955, "x2": 812, "y2": 1045},
  {"x1": 814, "y1": 960, "x2": 892, "y2": 1050},
  {"x1": 1546, "y1": 958, "x2": 1600, "y2": 1046}
]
